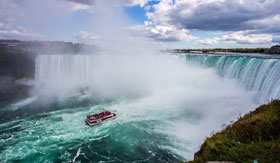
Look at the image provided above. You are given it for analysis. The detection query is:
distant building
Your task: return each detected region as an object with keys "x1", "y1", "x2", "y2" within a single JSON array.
[
  {"x1": 270, "y1": 45, "x2": 280, "y2": 54},
  {"x1": 265, "y1": 45, "x2": 280, "y2": 54}
]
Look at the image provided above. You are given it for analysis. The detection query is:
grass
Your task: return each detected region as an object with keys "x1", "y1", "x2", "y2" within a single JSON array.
[{"x1": 188, "y1": 100, "x2": 280, "y2": 163}]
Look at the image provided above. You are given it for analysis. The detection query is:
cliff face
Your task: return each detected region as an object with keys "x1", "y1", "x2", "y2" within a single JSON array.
[{"x1": 189, "y1": 100, "x2": 280, "y2": 163}]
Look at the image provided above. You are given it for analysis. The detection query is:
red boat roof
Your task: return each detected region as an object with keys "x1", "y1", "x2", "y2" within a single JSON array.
[{"x1": 87, "y1": 111, "x2": 112, "y2": 121}]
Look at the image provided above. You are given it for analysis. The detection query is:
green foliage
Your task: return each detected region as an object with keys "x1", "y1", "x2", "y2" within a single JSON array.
[
  {"x1": 173, "y1": 48, "x2": 269, "y2": 54},
  {"x1": 173, "y1": 45, "x2": 280, "y2": 54},
  {"x1": 189, "y1": 100, "x2": 280, "y2": 163}
]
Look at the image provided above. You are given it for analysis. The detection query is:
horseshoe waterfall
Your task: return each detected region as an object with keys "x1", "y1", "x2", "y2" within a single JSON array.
[{"x1": 0, "y1": 52, "x2": 279, "y2": 162}]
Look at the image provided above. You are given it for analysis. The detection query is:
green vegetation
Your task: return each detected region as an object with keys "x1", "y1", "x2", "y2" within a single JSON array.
[
  {"x1": 189, "y1": 100, "x2": 280, "y2": 163},
  {"x1": 174, "y1": 48, "x2": 269, "y2": 54},
  {"x1": 174, "y1": 45, "x2": 280, "y2": 54}
]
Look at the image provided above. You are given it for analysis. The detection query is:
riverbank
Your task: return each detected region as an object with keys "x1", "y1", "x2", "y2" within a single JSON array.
[
  {"x1": 188, "y1": 100, "x2": 280, "y2": 163},
  {"x1": 174, "y1": 45, "x2": 280, "y2": 54}
]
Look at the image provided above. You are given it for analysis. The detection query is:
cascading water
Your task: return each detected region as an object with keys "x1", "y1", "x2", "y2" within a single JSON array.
[
  {"x1": 0, "y1": 53, "x2": 258, "y2": 162},
  {"x1": 181, "y1": 54, "x2": 280, "y2": 104}
]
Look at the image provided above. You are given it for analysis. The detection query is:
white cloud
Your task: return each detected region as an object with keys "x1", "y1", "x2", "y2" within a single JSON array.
[
  {"x1": 69, "y1": 3, "x2": 91, "y2": 11},
  {"x1": 272, "y1": 36, "x2": 280, "y2": 44},
  {"x1": 221, "y1": 32, "x2": 273, "y2": 44},
  {"x1": 68, "y1": 0, "x2": 151, "y2": 10},
  {"x1": 0, "y1": 0, "x2": 21, "y2": 23},
  {"x1": 197, "y1": 38, "x2": 219, "y2": 45},
  {"x1": 0, "y1": 22, "x2": 5, "y2": 29},
  {"x1": 0, "y1": 22, "x2": 45, "y2": 40},
  {"x1": 1, "y1": 0, "x2": 279, "y2": 47},
  {"x1": 148, "y1": 0, "x2": 280, "y2": 33},
  {"x1": 0, "y1": 29, "x2": 45, "y2": 40},
  {"x1": 0, "y1": 0, "x2": 71, "y2": 23},
  {"x1": 73, "y1": 31, "x2": 100, "y2": 44},
  {"x1": 0, "y1": 0, "x2": 78, "y2": 40},
  {"x1": 246, "y1": 14, "x2": 280, "y2": 34},
  {"x1": 128, "y1": 21, "x2": 197, "y2": 42},
  {"x1": 145, "y1": 0, "x2": 280, "y2": 46},
  {"x1": 122, "y1": 0, "x2": 151, "y2": 7}
]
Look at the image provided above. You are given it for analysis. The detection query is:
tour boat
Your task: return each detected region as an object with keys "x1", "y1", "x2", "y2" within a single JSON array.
[{"x1": 85, "y1": 110, "x2": 117, "y2": 126}]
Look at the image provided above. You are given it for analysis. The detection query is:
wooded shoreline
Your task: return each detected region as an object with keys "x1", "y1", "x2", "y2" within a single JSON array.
[{"x1": 174, "y1": 45, "x2": 280, "y2": 54}]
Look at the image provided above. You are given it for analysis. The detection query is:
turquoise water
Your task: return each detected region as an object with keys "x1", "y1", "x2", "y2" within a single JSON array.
[
  {"x1": 1, "y1": 53, "x2": 276, "y2": 162},
  {"x1": 0, "y1": 98, "x2": 188, "y2": 162},
  {"x1": 181, "y1": 53, "x2": 280, "y2": 104}
]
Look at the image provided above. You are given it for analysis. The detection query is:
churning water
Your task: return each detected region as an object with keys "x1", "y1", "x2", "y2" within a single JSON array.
[{"x1": 1, "y1": 52, "x2": 279, "y2": 162}]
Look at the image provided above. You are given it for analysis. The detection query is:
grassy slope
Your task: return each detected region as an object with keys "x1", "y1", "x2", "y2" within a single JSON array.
[{"x1": 189, "y1": 100, "x2": 280, "y2": 163}]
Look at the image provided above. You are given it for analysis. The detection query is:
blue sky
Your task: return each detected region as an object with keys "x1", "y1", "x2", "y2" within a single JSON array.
[
  {"x1": 124, "y1": 6, "x2": 149, "y2": 24},
  {"x1": 0, "y1": 0, "x2": 279, "y2": 48}
]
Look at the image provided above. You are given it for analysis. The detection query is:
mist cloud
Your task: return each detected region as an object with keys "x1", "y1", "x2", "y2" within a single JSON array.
[{"x1": 73, "y1": 31, "x2": 99, "y2": 44}]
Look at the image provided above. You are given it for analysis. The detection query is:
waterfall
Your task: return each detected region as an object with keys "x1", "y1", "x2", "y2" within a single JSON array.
[
  {"x1": 181, "y1": 54, "x2": 280, "y2": 104},
  {"x1": 35, "y1": 54, "x2": 280, "y2": 103},
  {"x1": 35, "y1": 55, "x2": 98, "y2": 82}
]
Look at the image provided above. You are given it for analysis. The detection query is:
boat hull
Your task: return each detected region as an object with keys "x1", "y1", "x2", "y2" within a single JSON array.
[{"x1": 85, "y1": 115, "x2": 117, "y2": 126}]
